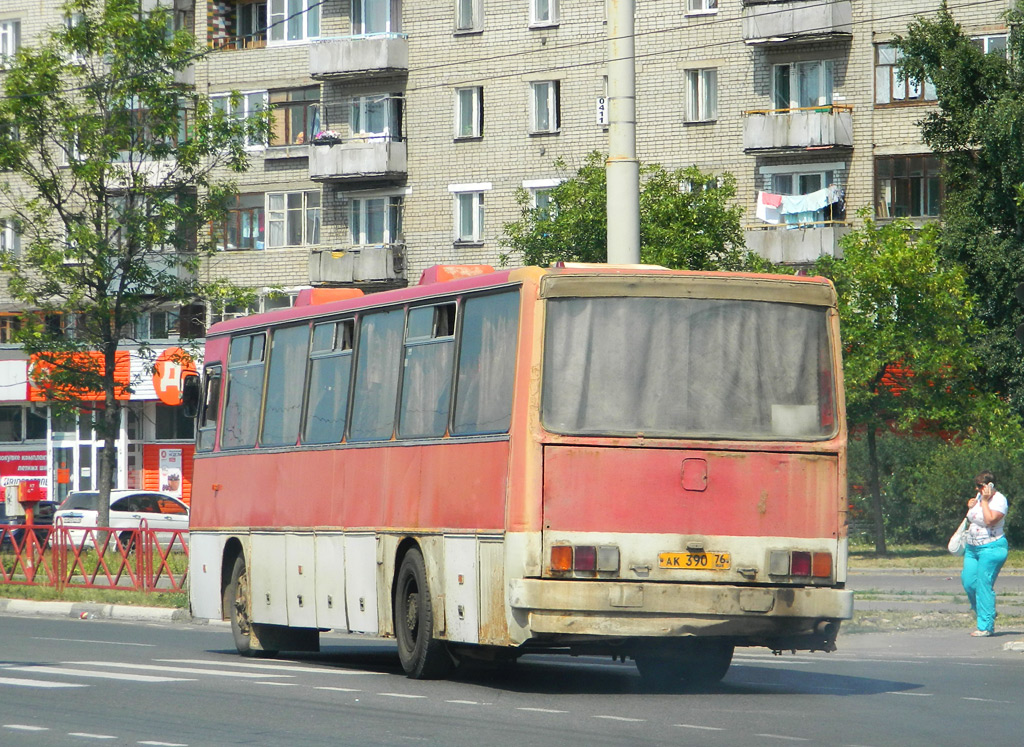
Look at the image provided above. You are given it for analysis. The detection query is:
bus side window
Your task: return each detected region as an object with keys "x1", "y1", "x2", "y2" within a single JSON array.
[
  {"x1": 452, "y1": 290, "x2": 520, "y2": 435},
  {"x1": 399, "y1": 303, "x2": 456, "y2": 439},
  {"x1": 303, "y1": 319, "x2": 354, "y2": 445},
  {"x1": 196, "y1": 365, "x2": 221, "y2": 453},
  {"x1": 261, "y1": 324, "x2": 310, "y2": 447},
  {"x1": 349, "y1": 309, "x2": 404, "y2": 442},
  {"x1": 221, "y1": 334, "x2": 266, "y2": 450}
]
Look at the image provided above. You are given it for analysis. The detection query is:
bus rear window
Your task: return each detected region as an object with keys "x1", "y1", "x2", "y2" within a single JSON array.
[{"x1": 542, "y1": 297, "x2": 837, "y2": 440}]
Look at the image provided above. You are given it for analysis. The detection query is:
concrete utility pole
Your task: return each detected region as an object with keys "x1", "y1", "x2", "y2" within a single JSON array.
[{"x1": 606, "y1": 0, "x2": 641, "y2": 264}]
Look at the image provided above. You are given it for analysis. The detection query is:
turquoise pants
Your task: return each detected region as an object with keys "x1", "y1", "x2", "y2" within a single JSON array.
[{"x1": 962, "y1": 536, "x2": 1008, "y2": 633}]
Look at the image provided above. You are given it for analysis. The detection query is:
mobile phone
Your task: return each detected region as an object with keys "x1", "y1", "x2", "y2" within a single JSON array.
[{"x1": 988, "y1": 482, "x2": 995, "y2": 489}]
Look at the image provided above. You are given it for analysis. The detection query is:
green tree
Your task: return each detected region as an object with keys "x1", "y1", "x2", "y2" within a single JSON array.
[
  {"x1": 814, "y1": 214, "x2": 979, "y2": 553},
  {"x1": 896, "y1": 2, "x2": 1024, "y2": 412},
  {"x1": 0, "y1": 0, "x2": 266, "y2": 527},
  {"x1": 500, "y1": 151, "x2": 774, "y2": 271}
]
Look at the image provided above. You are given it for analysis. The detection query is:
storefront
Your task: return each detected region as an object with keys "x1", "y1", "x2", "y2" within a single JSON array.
[{"x1": 0, "y1": 346, "x2": 197, "y2": 506}]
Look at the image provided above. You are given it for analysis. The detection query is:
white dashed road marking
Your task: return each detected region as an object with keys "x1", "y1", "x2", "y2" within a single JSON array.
[
  {"x1": 8, "y1": 666, "x2": 193, "y2": 684},
  {"x1": 0, "y1": 676, "x2": 87, "y2": 689}
]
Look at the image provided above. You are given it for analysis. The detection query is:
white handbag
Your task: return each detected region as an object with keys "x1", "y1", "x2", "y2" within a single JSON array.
[{"x1": 948, "y1": 517, "x2": 969, "y2": 555}]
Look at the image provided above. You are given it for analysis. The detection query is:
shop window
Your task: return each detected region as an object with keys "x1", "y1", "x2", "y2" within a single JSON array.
[{"x1": 155, "y1": 403, "x2": 194, "y2": 440}]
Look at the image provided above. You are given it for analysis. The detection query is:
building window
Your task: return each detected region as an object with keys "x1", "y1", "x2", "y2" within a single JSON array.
[
  {"x1": 0, "y1": 406, "x2": 45, "y2": 442},
  {"x1": 456, "y1": 0, "x2": 482, "y2": 32},
  {"x1": 270, "y1": 87, "x2": 320, "y2": 146},
  {"x1": 523, "y1": 178, "x2": 562, "y2": 221},
  {"x1": 211, "y1": 91, "x2": 268, "y2": 147},
  {"x1": 875, "y1": 155, "x2": 942, "y2": 219},
  {"x1": 685, "y1": 68, "x2": 718, "y2": 122},
  {"x1": 875, "y1": 44, "x2": 936, "y2": 105},
  {"x1": 237, "y1": 1, "x2": 267, "y2": 48},
  {"x1": 973, "y1": 34, "x2": 1009, "y2": 56},
  {"x1": 530, "y1": 81, "x2": 560, "y2": 134},
  {"x1": 267, "y1": 190, "x2": 321, "y2": 247},
  {"x1": 774, "y1": 60, "x2": 833, "y2": 111},
  {"x1": 455, "y1": 87, "x2": 483, "y2": 139},
  {"x1": 349, "y1": 94, "x2": 403, "y2": 141},
  {"x1": 350, "y1": 196, "x2": 403, "y2": 245},
  {"x1": 269, "y1": 0, "x2": 320, "y2": 44},
  {"x1": 155, "y1": 403, "x2": 195, "y2": 440},
  {"x1": 0, "y1": 220, "x2": 20, "y2": 257},
  {"x1": 353, "y1": 0, "x2": 401, "y2": 34},
  {"x1": 530, "y1": 0, "x2": 559, "y2": 27},
  {"x1": 215, "y1": 194, "x2": 265, "y2": 251},
  {"x1": 452, "y1": 190, "x2": 485, "y2": 243},
  {"x1": 0, "y1": 20, "x2": 19, "y2": 68},
  {"x1": 686, "y1": 0, "x2": 718, "y2": 13}
]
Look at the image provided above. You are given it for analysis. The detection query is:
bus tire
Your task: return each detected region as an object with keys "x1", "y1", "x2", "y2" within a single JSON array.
[
  {"x1": 225, "y1": 555, "x2": 277, "y2": 658},
  {"x1": 394, "y1": 548, "x2": 453, "y2": 679},
  {"x1": 635, "y1": 642, "x2": 733, "y2": 690}
]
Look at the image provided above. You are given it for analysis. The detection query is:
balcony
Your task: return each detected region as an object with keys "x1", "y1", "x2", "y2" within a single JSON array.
[
  {"x1": 743, "y1": 105, "x2": 853, "y2": 152},
  {"x1": 310, "y1": 34, "x2": 409, "y2": 80},
  {"x1": 745, "y1": 222, "x2": 850, "y2": 264},
  {"x1": 308, "y1": 139, "x2": 407, "y2": 182},
  {"x1": 309, "y1": 244, "x2": 405, "y2": 286},
  {"x1": 742, "y1": 0, "x2": 852, "y2": 44}
]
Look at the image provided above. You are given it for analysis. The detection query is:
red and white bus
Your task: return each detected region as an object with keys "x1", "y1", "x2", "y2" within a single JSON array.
[{"x1": 187, "y1": 264, "x2": 853, "y2": 685}]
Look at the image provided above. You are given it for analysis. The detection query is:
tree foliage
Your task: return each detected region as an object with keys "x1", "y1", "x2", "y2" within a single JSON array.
[
  {"x1": 814, "y1": 213, "x2": 980, "y2": 552},
  {"x1": 896, "y1": 1, "x2": 1024, "y2": 411},
  {"x1": 500, "y1": 151, "x2": 775, "y2": 271},
  {"x1": 0, "y1": 0, "x2": 266, "y2": 522}
]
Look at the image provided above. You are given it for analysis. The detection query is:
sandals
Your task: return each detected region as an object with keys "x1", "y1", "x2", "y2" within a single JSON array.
[{"x1": 970, "y1": 630, "x2": 993, "y2": 637}]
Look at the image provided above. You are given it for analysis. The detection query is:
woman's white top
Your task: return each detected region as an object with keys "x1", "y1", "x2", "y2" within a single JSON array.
[{"x1": 966, "y1": 490, "x2": 1008, "y2": 545}]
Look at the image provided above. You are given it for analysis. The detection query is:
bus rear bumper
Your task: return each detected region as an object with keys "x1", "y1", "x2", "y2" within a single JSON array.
[{"x1": 509, "y1": 579, "x2": 854, "y2": 645}]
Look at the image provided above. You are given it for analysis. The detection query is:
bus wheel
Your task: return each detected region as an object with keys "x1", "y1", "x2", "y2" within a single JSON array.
[
  {"x1": 635, "y1": 643, "x2": 734, "y2": 690},
  {"x1": 225, "y1": 555, "x2": 277, "y2": 658},
  {"x1": 394, "y1": 548, "x2": 453, "y2": 679}
]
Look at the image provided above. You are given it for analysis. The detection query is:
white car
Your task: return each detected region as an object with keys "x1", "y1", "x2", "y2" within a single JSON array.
[{"x1": 54, "y1": 489, "x2": 189, "y2": 550}]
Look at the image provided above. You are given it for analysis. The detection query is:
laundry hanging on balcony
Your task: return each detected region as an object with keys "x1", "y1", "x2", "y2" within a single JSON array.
[
  {"x1": 758, "y1": 185, "x2": 844, "y2": 226},
  {"x1": 756, "y1": 191, "x2": 784, "y2": 224}
]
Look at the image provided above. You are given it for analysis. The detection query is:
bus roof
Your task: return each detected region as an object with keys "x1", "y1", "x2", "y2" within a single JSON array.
[{"x1": 206, "y1": 264, "x2": 834, "y2": 338}]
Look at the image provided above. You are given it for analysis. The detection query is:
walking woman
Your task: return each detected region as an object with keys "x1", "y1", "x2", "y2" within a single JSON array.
[{"x1": 962, "y1": 471, "x2": 1009, "y2": 637}]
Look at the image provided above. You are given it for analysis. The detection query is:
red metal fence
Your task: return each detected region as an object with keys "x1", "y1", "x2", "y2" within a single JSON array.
[{"x1": 0, "y1": 521, "x2": 188, "y2": 593}]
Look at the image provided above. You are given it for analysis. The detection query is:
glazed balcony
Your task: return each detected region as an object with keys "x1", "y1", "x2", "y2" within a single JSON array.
[
  {"x1": 308, "y1": 138, "x2": 407, "y2": 182},
  {"x1": 743, "y1": 105, "x2": 853, "y2": 152},
  {"x1": 742, "y1": 0, "x2": 852, "y2": 44},
  {"x1": 310, "y1": 34, "x2": 409, "y2": 80},
  {"x1": 745, "y1": 222, "x2": 850, "y2": 264},
  {"x1": 309, "y1": 243, "x2": 405, "y2": 286}
]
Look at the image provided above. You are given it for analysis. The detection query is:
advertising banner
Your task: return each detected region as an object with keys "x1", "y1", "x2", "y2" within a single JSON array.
[{"x1": 159, "y1": 448, "x2": 182, "y2": 498}]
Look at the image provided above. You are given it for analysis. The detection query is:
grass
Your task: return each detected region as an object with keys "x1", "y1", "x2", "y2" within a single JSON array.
[
  {"x1": 0, "y1": 545, "x2": 189, "y2": 608},
  {"x1": 849, "y1": 542, "x2": 1024, "y2": 569}
]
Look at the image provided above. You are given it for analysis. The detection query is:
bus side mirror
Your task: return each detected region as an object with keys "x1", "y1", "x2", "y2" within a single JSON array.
[{"x1": 181, "y1": 374, "x2": 201, "y2": 418}]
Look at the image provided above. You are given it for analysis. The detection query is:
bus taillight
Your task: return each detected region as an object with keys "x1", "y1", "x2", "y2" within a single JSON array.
[
  {"x1": 551, "y1": 545, "x2": 573, "y2": 572},
  {"x1": 550, "y1": 545, "x2": 620, "y2": 574}
]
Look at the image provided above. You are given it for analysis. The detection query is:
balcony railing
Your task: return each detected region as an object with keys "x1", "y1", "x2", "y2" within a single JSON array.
[
  {"x1": 742, "y1": 0, "x2": 852, "y2": 44},
  {"x1": 745, "y1": 221, "x2": 850, "y2": 264},
  {"x1": 743, "y1": 105, "x2": 853, "y2": 152},
  {"x1": 308, "y1": 138, "x2": 407, "y2": 181},
  {"x1": 309, "y1": 243, "x2": 405, "y2": 285},
  {"x1": 310, "y1": 34, "x2": 409, "y2": 80}
]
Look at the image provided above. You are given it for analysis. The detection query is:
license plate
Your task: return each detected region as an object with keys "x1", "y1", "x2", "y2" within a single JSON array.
[
  {"x1": 63, "y1": 516, "x2": 82, "y2": 524},
  {"x1": 659, "y1": 552, "x2": 731, "y2": 570}
]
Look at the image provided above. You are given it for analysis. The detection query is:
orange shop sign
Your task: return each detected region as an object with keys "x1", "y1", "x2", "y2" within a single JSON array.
[
  {"x1": 152, "y1": 347, "x2": 198, "y2": 406},
  {"x1": 29, "y1": 351, "x2": 131, "y2": 402}
]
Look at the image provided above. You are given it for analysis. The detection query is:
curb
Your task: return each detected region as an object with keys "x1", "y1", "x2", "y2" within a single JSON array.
[{"x1": 0, "y1": 597, "x2": 200, "y2": 624}]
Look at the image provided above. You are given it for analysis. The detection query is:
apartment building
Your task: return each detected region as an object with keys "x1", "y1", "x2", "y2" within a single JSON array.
[{"x1": 0, "y1": 0, "x2": 1012, "y2": 497}]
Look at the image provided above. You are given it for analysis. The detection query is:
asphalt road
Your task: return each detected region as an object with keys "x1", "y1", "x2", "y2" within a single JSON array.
[{"x1": 1, "y1": 612, "x2": 1023, "y2": 746}]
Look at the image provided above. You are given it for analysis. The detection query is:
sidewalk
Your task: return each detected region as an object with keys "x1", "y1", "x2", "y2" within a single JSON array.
[{"x1": 0, "y1": 596, "x2": 205, "y2": 624}]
